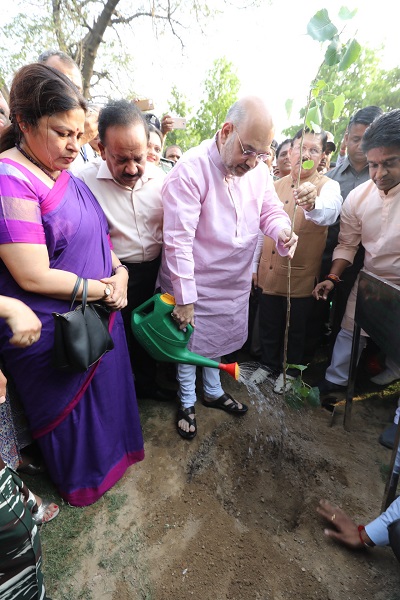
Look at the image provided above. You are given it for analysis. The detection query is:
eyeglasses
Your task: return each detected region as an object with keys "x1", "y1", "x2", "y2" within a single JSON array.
[
  {"x1": 234, "y1": 127, "x2": 270, "y2": 162},
  {"x1": 291, "y1": 144, "x2": 322, "y2": 157}
]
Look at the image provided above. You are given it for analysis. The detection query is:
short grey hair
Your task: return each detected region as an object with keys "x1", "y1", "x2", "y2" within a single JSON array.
[
  {"x1": 38, "y1": 49, "x2": 79, "y2": 69},
  {"x1": 226, "y1": 101, "x2": 247, "y2": 126}
]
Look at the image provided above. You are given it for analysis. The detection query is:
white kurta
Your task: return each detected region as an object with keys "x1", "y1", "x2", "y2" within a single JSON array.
[{"x1": 158, "y1": 135, "x2": 292, "y2": 357}]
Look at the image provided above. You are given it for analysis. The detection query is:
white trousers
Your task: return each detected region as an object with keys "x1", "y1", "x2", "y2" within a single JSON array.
[
  {"x1": 326, "y1": 328, "x2": 400, "y2": 386},
  {"x1": 325, "y1": 328, "x2": 367, "y2": 385},
  {"x1": 177, "y1": 359, "x2": 224, "y2": 409}
]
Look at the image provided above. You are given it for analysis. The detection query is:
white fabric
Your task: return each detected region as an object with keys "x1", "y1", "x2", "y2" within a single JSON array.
[
  {"x1": 69, "y1": 144, "x2": 99, "y2": 174},
  {"x1": 77, "y1": 160, "x2": 164, "y2": 262},
  {"x1": 252, "y1": 177, "x2": 342, "y2": 270},
  {"x1": 177, "y1": 360, "x2": 224, "y2": 409},
  {"x1": 366, "y1": 496, "x2": 400, "y2": 546},
  {"x1": 325, "y1": 328, "x2": 366, "y2": 386}
]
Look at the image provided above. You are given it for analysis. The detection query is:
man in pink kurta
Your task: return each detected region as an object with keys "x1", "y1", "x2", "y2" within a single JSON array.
[{"x1": 158, "y1": 96, "x2": 298, "y2": 439}]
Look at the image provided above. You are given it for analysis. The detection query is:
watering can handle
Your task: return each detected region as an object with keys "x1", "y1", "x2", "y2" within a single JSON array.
[
  {"x1": 160, "y1": 293, "x2": 195, "y2": 336},
  {"x1": 170, "y1": 312, "x2": 194, "y2": 337}
]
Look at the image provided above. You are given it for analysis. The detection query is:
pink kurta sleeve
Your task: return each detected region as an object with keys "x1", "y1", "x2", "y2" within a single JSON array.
[
  {"x1": 259, "y1": 177, "x2": 292, "y2": 256},
  {"x1": 161, "y1": 163, "x2": 201, "y2": 305}
]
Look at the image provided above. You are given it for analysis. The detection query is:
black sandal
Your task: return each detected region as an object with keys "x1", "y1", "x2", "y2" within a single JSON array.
[
  {"x1": 176, "y1": 405, "x2": 197, "y2": 440},
  {"x1": 202, "y1": 393, "x2": 248, "y2": 414}
]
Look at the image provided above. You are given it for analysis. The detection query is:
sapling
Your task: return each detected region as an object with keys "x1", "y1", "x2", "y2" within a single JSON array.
[{"x1": 282, "y1": 7, "x2": 361, "y2": 406}]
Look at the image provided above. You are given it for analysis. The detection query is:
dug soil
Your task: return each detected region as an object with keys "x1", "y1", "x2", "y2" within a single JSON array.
[{"x1": 43, "y1": 355, "x2": 400, "y2": 600}]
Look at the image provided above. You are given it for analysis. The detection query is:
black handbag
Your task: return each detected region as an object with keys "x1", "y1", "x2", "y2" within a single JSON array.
[{"x1": 52, "y1": 276, "x2": 114, "y2": 371}]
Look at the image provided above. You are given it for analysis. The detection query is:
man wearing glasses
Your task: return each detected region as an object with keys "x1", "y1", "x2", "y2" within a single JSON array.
[
  {"x1": 250, "y1": 128, "x2": 342, "y2": 393},
  {"x1": 158, "y1": 96, "x2": 298, "y2": 439}
]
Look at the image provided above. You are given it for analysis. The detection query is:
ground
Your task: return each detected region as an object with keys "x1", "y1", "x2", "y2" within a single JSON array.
[{"x1": 34, "y1": 352, "x2": 400, "y2": 600}]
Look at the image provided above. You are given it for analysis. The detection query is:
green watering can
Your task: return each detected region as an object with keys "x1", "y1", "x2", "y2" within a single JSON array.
[{"x1": 131, "y1": 293, "x2": 239, "y2": 380}]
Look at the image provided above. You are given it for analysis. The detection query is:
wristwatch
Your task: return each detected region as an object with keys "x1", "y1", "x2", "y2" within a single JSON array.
[{"x1": 104, "y1": 285, "x2": 112, "y2": 298}]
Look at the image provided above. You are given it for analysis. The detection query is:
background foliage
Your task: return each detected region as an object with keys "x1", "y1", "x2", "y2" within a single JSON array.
[
  {"x1": 165, "y1": 58, "x2": 240, "y2": 150},
  {"x1": 283, "y1": 47, "x2": 400, "y2": 149}
]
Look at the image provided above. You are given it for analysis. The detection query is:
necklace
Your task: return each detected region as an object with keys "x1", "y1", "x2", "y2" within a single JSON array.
[{"x1": 15, "y1": 144, "x2": 58, "y2": 182}]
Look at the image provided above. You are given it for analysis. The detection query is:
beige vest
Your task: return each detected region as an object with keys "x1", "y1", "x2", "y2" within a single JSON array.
[{"x1": 258, "y1": 171, "x2": 330, "y2": 297}]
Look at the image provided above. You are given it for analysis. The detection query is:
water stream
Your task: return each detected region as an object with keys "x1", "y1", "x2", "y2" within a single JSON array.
[{"x1": 235, "y1": 361, "x2": 288, "y2": 456}]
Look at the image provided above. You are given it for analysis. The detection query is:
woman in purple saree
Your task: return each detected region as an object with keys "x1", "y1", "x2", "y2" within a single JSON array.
[{"x1": 0, "y1": 64, "x2": 144, "y2": 506}]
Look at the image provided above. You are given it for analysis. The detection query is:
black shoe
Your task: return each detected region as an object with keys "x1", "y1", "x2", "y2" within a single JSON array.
[
  {"x1": 136, "y1": 385, "x2": 177, "y2": 402},
  {"x1": 379, "y1": 423, "x2": 398, "y2": 450},
  {"x1": 317, "y1": 379, "x2": 346, "y2": 395}
]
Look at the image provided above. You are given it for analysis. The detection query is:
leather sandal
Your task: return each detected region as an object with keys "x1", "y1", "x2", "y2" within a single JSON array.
[
  {"x1": 177, "y1": 405, "x2": 197, "y2": 440},
  {"x1": 202, "y1": 393, "x2": 248, "y2": 414}
]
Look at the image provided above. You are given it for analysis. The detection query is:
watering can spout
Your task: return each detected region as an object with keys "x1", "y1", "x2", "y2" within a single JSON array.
[{"x1": 131, "y1": 293, "x2": 239, "y2": 381}]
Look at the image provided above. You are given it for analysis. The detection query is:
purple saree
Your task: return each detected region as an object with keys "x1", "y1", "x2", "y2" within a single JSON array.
[{"x1": 0, "y1": 159, "x2": 144, "y2": 506}]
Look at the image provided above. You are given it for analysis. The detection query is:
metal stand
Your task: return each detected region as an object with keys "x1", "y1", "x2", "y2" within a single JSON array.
[{"x1": 344, "y1": 271, "x2": 400, "y2": 510}]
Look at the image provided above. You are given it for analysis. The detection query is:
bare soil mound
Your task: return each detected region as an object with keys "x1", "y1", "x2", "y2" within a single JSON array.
[{"x1": 45, "y1": 366, "x2": 400, "y2": 600}]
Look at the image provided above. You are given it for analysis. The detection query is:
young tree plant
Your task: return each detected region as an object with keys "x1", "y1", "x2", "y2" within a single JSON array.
[{"x1": 282, "y1": 7, "x2": 361, "y2": 404}]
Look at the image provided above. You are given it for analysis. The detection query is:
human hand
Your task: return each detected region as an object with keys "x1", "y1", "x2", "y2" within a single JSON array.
[
  {"x1": 294, "y1": 182, "x2": 317, "y2": 212},
  {"x1": 0, "y1": 370, "x2": 6, "y2": 404},
  {"x1": 4, "y1": 298, "x2": 42, "y2": 347},
  {"x1": 317, "y1": 499, "x2": 366, "y2": 548},
  {"x1": 161, "y1": 115, "x2": 174, "y2": 136},
  {"x1": 101, "y1": 272, "x2": 128, "y2": 311},
  {"x1": 312, "y1": 280, "x2": 334, "y2": 301},
  {"x1": 278, "y1": 228, "x2": 298, "y2": 259},
  {"x1": 172, "y1": 303, "x2": 195, "y2": 330}
]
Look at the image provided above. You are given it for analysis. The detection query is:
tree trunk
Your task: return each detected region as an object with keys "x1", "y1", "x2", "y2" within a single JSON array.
[
  {"x1": 0, "y1": 82, "x2": 10, "y2": 104},
  {"x1": 52, "y1": 0, "x2": 65, "y2": 50},
  {"x1": 81, "y1": 0, "x2": 121, "y2": 98}
]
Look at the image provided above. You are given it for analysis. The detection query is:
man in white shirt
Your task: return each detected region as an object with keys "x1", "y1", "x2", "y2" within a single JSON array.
[{"x1": 77, "y1": 100, "x2": 174, "y2": 401}]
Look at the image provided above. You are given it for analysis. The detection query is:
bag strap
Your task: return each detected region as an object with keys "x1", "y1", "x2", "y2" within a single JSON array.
[
  {"x1": 81, "y1": 279, "x2": 88, "y2": 313},
  {"x1": 69, "y1": 277, "x2": 88, "y2": 312},
  {"x1": 70, "y1": 276, "x2": 82, "y2": 309}
]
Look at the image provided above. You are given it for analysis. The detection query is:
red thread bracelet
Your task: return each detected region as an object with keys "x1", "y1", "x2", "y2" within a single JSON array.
[
  {"x1": 323, "y1": 274, "x2": 342, "y2": 288},
  {"x1": 358, "y1": 524, "x2": 373, "y2": 547}
]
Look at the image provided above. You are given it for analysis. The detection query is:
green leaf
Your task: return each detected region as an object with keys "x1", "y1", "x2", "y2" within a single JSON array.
[
  {"x1": 299, "y1": 386, "x2": 310, "y2": 398},
  {"x1": 332, "y1": 94, "x2": 346, "y2": 119},
  {"x1": 307, "y1": 9, "x2": 338, "y2": 42},
  {"x1": 320, "y1": 92, "x2": 336, "y2": 103},
  {"x1": 323, "y1": 101, "x2": 335, "y2": 121},
  {"x1": 312, "y1": 79, "x2": 327, "y2": 98},
  {"x1": 286, "y1": 364, "x2": 308, "y2": 373},
  {"x1": 302, "y1": 160, "x2": 314, "y2": 170},
  {"x1": 313, "y1": 80, "x2": 327, "y2": 92},
  {"x1": 306, "y1": 105, "x2": 321, "y2": 131},
  {"x1": 307, "y1": 387, "x2": 321, "y2": 407},
  {"x1": 338, "y1": 39, "x2": 361, "y2": 71},
  {"x1": 285, "y1": 394, "x2": 303, "y2": 410},
  {"x1": 285, "y1": 98, "x2": 293, "y2": 119},
  {"x1": 325, "y1": 40, "x2": 341, "y2": 66},
  {"x1": 338, "y1": 6, "x2": 358, "y2": 20}
]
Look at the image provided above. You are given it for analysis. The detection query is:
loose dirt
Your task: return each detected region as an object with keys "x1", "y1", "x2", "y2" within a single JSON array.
[{"x1": 44, "y1": 359, "x2": 400, "y2": 600}]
